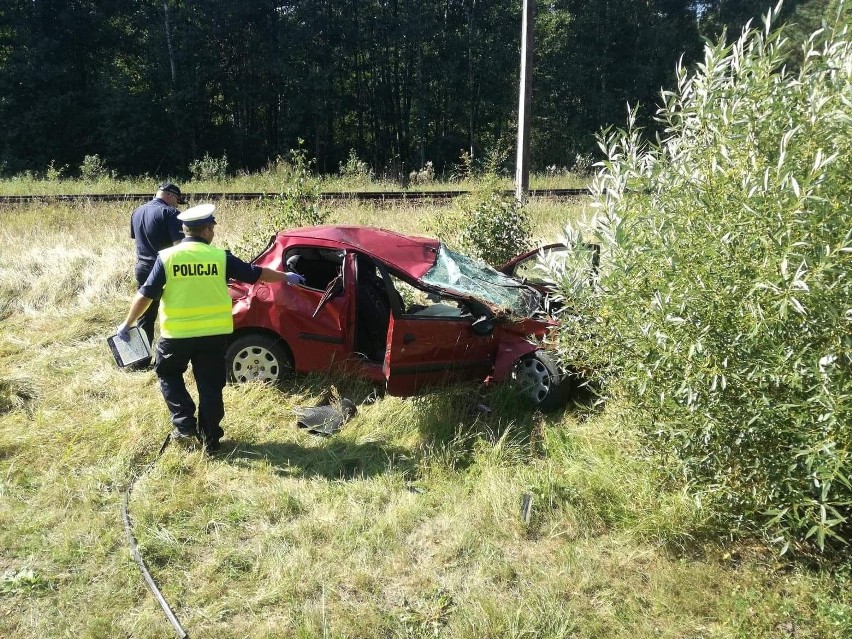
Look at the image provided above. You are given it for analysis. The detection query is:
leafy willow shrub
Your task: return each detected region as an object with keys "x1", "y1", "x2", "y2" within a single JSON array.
[
  {"x1": 553, "y1": 8, "x2": 852, "y2": 553},
  {"x1": 231, "y1": 146, "x2": 329, "y2": 260}
]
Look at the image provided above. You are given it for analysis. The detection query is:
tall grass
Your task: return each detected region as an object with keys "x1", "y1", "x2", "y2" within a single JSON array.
[
  {"x1": 0, "y1": 194, "x2": 849, "y2": 637},
  {"x1": 0, "y1": 163, "x2": 589, "y2": 197}
]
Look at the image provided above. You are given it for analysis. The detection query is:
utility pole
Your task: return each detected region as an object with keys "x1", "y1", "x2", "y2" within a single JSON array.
[
  {"x1": 515, "y1": 0, "x2": 534, "y2": 203},
  {"x1": 162, "y1": 0, "x2": 176, "y2": 87}
]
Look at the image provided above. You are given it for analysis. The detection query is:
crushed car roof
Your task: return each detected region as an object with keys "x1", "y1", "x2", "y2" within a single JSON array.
[
  {"x1": 280, "y1": 225, "x2": 441, "y2": 279},
  {"x1": 279, "y1": 225, "x2": 541, "y2": 316}
]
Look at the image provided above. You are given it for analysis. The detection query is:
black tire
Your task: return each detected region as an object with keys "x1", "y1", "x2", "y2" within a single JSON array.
[
  {"x1": 225, "y1": 334, "x2": 293, "y2": 384},
  {"x1": 511, "y1": 350, "x2": 568, "y2": 411}
]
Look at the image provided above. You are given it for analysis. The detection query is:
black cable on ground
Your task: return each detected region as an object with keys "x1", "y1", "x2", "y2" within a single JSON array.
[{"x1": 122, "y1": 433, "x2": 189, "y2": 639}]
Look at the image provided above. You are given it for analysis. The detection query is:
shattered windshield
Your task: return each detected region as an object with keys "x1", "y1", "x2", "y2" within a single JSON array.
[{"x1": 421, "y1": 245, "x2": 541, "y2": 317}]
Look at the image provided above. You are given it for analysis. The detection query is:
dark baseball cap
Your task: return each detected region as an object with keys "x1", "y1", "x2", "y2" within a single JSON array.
[{"x1": 158, "y1": 182, "x2": 187, "y2": 204}]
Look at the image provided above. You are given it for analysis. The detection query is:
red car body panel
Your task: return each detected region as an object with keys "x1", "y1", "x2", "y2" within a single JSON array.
[
  {"x1": 491, "y1": 319, "x2": 553, "y2": 380},
  {"x1": 383, "y1": 314, "x2": 497, "y2": 395},
  {"x1": 229, "y1": 226, "x2": 559, "y2": 397}
]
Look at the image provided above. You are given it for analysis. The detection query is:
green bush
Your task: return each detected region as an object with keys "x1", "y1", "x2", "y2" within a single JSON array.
[
  {"x1": 338, "y1": 149, "x2": 374, "y2": 184},
  {"x1": 271, "y1": 146, "x2": 330, "y2": 228},
  {"x1": 79, "y1": 154, "x2": 115, "y2": 181},
  {"x1": 459, "y1": 192, "x2": 530, "y2": 268},
  {"x1": 44, "y1": 160, "x2": 67, "y2": 182},
  {"x1": 553, "y1": 8, "x2": 852, "y2": 553},
  {"x1": 231, "y1": 145, "x2": 330, "y2": 260},
  {"x1": 432, "y1": 151, "x2": 531, "y2": 268},
  {"x1": 188, "y1": 152, "x2": 229, "y2": 181}
]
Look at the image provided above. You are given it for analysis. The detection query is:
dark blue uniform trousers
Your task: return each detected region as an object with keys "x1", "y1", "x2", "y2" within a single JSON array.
[
  {"x1": 134, "y1": 262, "x2": 159, "y2": 365},
  {"x1": 154, "y1": 334, "x2": 227, "y2": 445}
]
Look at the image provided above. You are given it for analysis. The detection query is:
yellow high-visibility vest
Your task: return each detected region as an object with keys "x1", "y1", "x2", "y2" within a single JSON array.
[{"x1": 158, "y1": 242, "x2": 233, "y2": 338}]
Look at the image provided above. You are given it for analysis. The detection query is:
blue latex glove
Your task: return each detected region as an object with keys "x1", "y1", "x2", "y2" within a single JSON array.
[
  {"x1": 286, "y1": 272, "x2": 305, "y2": 285},
  {"x1": 116, "y1": 323, "x2": 132, "y2": 341}
]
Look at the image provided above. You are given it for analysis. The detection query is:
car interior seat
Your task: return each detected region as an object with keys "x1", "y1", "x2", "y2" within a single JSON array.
[
  {"x1": 355, "y1": 256, "x2": 391, "y2": 361},
  {"x1": 284, "y1": 248, "x2": 342, "y2": 290}
]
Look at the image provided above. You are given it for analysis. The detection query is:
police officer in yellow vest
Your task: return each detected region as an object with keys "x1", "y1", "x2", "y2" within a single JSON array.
[{"x1": 116, "y1": 204, "x2": 304, "y2": 453}]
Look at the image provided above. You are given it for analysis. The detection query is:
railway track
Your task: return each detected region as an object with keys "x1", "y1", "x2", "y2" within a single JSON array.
[{"x1": 0, "y1": 187, "x2": 588, "y2": 204}]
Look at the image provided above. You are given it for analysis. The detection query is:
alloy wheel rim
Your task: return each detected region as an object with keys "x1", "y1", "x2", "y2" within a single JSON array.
[
  {"x1": 231, "y1": 345, "x2": 280, "y2": 383},
  {"x1": 513, "y1": 358, "x2": 552, "y2": 403}
]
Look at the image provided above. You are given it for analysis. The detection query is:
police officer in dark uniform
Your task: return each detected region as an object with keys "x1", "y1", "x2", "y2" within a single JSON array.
[
  {"x1": 129, "y1": 182, "x2": 187, "y2": 364},
  {"x1": 117, "y1": 204, "x2": 304, "y2": 454}
]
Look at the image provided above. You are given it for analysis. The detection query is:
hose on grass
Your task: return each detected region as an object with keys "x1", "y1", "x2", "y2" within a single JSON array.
[{"x1": 121, "y1": 433, "x2": 189, "y2": 639}]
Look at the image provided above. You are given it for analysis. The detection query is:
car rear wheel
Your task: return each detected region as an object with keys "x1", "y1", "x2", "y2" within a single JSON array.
[
  {"x1": 226, "y1": 334, "x2": 293, "y2": 384},
  {"x1": 511, "y1": 350, "x2": 566, "y2": 411}
]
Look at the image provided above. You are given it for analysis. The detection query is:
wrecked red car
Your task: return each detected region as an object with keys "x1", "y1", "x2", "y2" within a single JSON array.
[{"x1": 226, "y1": 226, "x2": 575, "y2": 409}]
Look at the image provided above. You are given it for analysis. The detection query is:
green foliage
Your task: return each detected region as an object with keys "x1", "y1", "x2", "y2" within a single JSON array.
[
  {"x1": 449, "y1": 149, "x2": 474, "y2": 182},
  {"x1": 456, "y1": 192, "x2": 531, "y2": 268},
  {"x1": 0, "y1": 0, "x2": 708, "y2": 177},
  {"x1": 188, "y1": 152, "x2": 230, "y2": 182},
  {"x1": 230, "y1": 145, "x2": 330, "y2": 260},
  {"x1": 338, "y1": 149, "x2": 374, "y2": 184},
  {"x1": 272, "y1": 146, "x2": 330, "y2": 228},
  {"x1": 431, "y1": 152, "x2": 531, "y2": 268},
  {"x1": 571, "y1": 152, "x2": 595, "y2": 176},
  {"x1": 79, "y1": 154, "x2": 115, "y2": 181},
  {"x1": 44, "y1": 160, "x2": 67, "y2": 182},
  {"x1": 554, "y1": 8, "x2": 852, "y2": 553}
]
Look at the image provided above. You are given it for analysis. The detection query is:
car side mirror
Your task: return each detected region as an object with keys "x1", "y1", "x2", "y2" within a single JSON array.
[
  {"x1": 312, "y1": 275, "x2": 343, "y2": 318},
  {"x1": 471, "y1": 316, "x2": 495, "y2": 336}
]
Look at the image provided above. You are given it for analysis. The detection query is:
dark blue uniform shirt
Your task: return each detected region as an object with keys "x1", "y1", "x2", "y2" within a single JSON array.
[
  {"x1": 130, "y1": 198, "x2": 184, "y2": 266},
  {"x1": 139, "y1": 237, "x2": 263, "y2": 300}
]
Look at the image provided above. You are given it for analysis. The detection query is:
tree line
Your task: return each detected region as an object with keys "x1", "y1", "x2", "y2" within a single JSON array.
[{"x1": 0, "y1": 0, "x2": 832, "y2": 179}]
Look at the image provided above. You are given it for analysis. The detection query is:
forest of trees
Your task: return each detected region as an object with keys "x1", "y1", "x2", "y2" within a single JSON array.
[{"x1": 0, "y1": 0, "x2": 837, "y2": 178}]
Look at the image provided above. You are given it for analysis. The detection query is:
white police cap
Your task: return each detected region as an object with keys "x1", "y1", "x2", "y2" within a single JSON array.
[{"x1": 177, "y1": 203, "x2": 216, "y2": 227}]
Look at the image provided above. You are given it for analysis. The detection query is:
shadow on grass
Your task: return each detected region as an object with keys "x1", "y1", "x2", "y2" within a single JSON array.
[
  {"x1": 238, "y1": 370, "x2": 601, "y2": 479},
  {"x1": 0, "y1": 377, "x2": 37, "y2": 416},
  {"x1": 222, "y1": 438, "x2": 417, "y2": 481},
  {"x1": 401, "y1": 381, "x2": 597, "y2": 472},
  {"x1": 0, "y1": 443, "x2": 19, "y2": 460}
]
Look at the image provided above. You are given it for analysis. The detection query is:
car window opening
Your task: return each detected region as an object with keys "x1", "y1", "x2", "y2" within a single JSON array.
[
  {"x1": 284, "y1": 247, "x2": 344, "y2": 290},
  {"x1": 388, "y1": 272, "x2": 473, "y2": 320}
]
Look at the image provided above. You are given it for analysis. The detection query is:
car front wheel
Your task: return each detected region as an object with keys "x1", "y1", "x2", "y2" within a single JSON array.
[
  {"x1": 511, "y1": 350, "x2": 567, "y2": 411},
  {"x1": 225, "y1": 334, "x2": 293, "y2": 384}
]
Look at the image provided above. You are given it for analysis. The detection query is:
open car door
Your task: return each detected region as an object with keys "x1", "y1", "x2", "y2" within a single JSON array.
[{"x1": 499, "y1": 242, "x2": 600, "y2": 286}]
